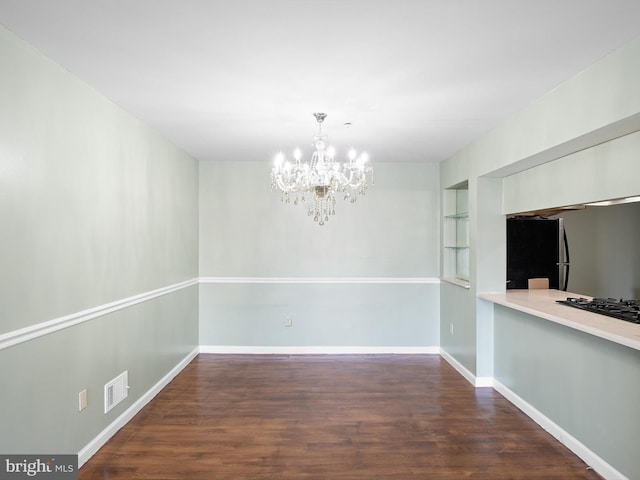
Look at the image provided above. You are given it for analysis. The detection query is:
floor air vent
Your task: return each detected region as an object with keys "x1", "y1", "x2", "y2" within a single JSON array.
[{"x1": 104, "y1": 371, "x2": 128, "y2": 413}]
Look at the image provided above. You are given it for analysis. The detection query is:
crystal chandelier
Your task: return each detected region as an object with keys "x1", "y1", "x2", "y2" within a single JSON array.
[{"x1": 270, "y1": 113, "x2": 373, "y2": 226}]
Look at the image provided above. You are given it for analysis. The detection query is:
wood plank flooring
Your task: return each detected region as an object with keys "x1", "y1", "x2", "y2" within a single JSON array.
[{"x1": 80, "y1": 354, "x2": 602, "y2": 479}]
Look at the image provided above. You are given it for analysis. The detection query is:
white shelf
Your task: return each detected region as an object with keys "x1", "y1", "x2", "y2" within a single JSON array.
[
  {"x1": 443, "y1": 185, "x2": 469, "y2": 283},
  {"x1": 444, "y1": 212, "x2": 469, "y2": 219},
  {"x1": 442, "y1": 277, "x2": 471, "y2": 289}
]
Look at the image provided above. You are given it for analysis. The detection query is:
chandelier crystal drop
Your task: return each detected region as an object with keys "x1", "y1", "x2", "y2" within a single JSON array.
[{"x1": 270, "y1": 113, "x2": 373, "y2": 226}]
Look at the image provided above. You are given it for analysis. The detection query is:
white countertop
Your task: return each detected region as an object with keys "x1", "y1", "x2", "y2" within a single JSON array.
[{"x1": 478, "y1": 289, "x2": 640, "y2": 352}]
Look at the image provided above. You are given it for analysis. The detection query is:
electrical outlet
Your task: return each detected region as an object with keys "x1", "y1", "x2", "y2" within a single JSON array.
[
  {"x1": 450, "y1": 323, "x2": 454, "y2": 336},
  {"x1": 78, "y1": 389, "x2": 88, "y2": 412},
  {"x1": 285, "y1": 317, "x2": 293, "y2": 327}
]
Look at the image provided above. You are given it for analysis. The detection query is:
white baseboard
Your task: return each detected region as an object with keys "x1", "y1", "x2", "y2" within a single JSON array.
[
  {"x1": 492, "y1": 379, "x2": 627, "y2": 480},
  {"x1": 77, "y1": 347, "x2": 199, "y2": 467},
  {"x1": 474, "y1": 376, "x2": 494, "y2": 388},
  {"x1": 199, "y1": 345, "x2": 440, "y2": 355},
  {"x1": 440, "y1": 349, "x2": 624, "y2": 479},
  {"x1": 439, "y1": 348, "x2": 491, "y2": 388}
]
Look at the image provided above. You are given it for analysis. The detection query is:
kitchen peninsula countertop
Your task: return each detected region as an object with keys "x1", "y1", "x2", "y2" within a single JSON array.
[{"x1": 478, "y1": 289, "x2": 640, "y2": 352}]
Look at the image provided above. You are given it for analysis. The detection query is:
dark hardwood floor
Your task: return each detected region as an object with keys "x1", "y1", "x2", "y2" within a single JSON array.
[{"x1": 80, "y1": 354, "x2": 602, "y2": 479}]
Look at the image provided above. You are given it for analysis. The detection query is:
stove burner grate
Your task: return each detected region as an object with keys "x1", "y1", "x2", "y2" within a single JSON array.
[{"x1": 556, "y1": 297, "x2": 640, "y2": 324}]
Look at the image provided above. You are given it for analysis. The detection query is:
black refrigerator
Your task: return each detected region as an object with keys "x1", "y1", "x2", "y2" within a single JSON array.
[{"x1": 506, "y1": 217, "x2": 569, "y2": 290}]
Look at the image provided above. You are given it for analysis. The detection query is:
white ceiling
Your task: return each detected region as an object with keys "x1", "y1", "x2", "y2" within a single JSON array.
[{"x1": 2, "y1": 0, "x2": 640, "y2": 164}]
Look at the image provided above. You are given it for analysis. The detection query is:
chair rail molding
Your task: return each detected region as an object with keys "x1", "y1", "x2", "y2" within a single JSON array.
[
  {"x1": 0, "y1": 278, "x2": 199, "y2": 351},
  {"x1": 199, "y1": 276, "x2": 440, "y2": 284}
]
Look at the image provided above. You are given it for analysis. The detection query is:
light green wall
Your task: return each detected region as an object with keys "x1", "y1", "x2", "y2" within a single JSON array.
[
  {"x1": 199, "y1": 161, "x2": 441, "y2": 347},
  {"x1": 200, "y1": 283, "x2": 439, "y2": 347},
  {"x1": 441, "y1": 34, "x2": 640, "y2": 375},
  {"x1": 440, "y1": 176, "x2": 505, "y2": 375},
  {"x1": 199, "y1": 161, "x2": 439, "y2": 277},
  {"x1": 0, "y1": 287, "x2": 198, "y2": 454},
  {"x1": 442, "y1": 35, "x2": 640, "y2": 183},
  {"x1": 494, "y1": 306, "x2": 640, "y2": 480},
  {"x1": 440, "y1": 33, "x2": 640, "y2": 478},
  {"x1": 0, "y1": 26, "x2": 199, "y2": 333},
  {"x1": 503, "y1": 129, "x2": 640, "y2": 215},
  {"x1": 439, "y1": 282, "x2": 475, "y2": 369},
  {"x1": 0, "y1": 25, "x2": 199, "y2": 455}
]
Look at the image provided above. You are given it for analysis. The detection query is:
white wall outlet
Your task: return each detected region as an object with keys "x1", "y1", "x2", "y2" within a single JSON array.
[
  {"x1": 285, "y1": 316, "x2": 293, "y2": 327},
  {"x1": 78, "y1": 389, "x2": 88, "y2": 412},
  {"x1": 450, "y1": 323, "x2": 454, "y2": 336}
]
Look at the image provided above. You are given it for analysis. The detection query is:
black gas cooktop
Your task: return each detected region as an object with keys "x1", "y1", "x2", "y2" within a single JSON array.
[{"x1": 556, "y1": 297, "x2": 640, "y2": 324}]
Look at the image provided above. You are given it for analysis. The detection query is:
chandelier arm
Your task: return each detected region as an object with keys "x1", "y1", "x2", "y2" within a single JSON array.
[
  {"x1": 276, "y1": 174, "x2": 303, "y2": 193},
  {"x1": 341, "y1": 169, "x2": 363, "y2": 190},
  {"x1": 348, "y1": 166, "x2": 374, "y2": 189}
]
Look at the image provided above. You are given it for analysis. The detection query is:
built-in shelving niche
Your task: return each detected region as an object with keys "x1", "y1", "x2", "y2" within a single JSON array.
[{"x1": 443, "y1": 182, "x2": 470, "y2": 288}]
